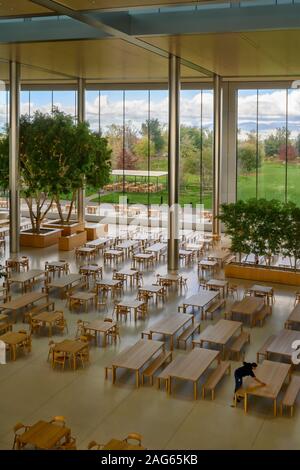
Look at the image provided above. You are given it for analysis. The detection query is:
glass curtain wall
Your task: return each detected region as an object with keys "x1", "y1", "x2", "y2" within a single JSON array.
[
  {"x1": 237, "y1": 87, "x2": 300, "y2": 205},
  {"x1": 86, "y1": 87, "x2": 213, "y2": 210}
]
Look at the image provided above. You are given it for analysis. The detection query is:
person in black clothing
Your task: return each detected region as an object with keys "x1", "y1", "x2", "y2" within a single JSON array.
[{"x1": 234, "y1": 362, "x2": 266, "y2": 402}]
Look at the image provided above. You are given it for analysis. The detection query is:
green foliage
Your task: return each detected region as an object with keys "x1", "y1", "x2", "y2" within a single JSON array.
[
  {"x1": 238, "y1": 139, "x2": 263, "y2": 174},
  {"x1": 141, "y1": 119, "x2": 166, "y2": 155},
  {"x1": 0, "y1": 110, "x2": 111, "y2": 231},
  {"x1": 264, "y1": 127, "x2": 290, "y2": 158},
  {"x1": 219, "y1": 198, "x2": 300, "y2": 268}
]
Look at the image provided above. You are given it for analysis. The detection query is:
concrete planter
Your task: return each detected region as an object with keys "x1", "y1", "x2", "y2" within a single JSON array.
[
  {"x1": 20, "y1": 228, "x2": 62, "y2": 248},
  {"x1": 43, "y1": 220, "x2": 85, "y2": 237}
]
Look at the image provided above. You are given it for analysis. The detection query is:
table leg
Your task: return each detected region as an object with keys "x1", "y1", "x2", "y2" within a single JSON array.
[
  {"x1": 112, "y1": 366, "x2": 116, "y2": 384},
  {"x1": 274, "y1": 399, "x2": 277, "y2": 417},
  {"x1": 13, "y1": 345, "x2": 16, "y2": 361},
  {"x1": 73, "y1": 354, "x2": 76, "y2": 370},
  {"x1": 168, "y1": 377, "x2": 172, "y2": 395},
  {"x1": 49, "y1": 323, "x2": 52, "y2": 337},
  {"x1": 170, "y1": 335, "x2": 173, "y2": 351},
  {"x1": 103, "y1": 331, "x2": 106, "y2": 348},
  {"x1": 136, "y1": 370, "x2": 139, "y2": 388},
  {"x1": 244, "y1": 393, "x2": 248, "y2": 413},
  {"x1": 193, "y1": 381, "x2": 197, "y2": 400}
]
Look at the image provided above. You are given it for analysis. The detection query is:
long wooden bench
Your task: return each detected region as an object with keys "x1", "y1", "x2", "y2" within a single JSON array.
[
  {"x1": 254, "y1": 305, "x2": 272, "y2": 327},
  {"x1": 229, "y1": 332, "x2": 250, "y2": 360},
  {"x1": 256, "y1": 335, "x2": 276, "y2": 363},
  {"x1": 204, "y1": 299, "x2": 226, "y2": 320},
  {"x1": 142, "y1": 351, "x2": 172, "y2": 386},
  {"x1": 280, "y1": 376, "x2": 300, "y2": 417},
  {"x1": 23, "y1": 301, "x2": 55, "y2": 323},
  {"x1": 202, "y1": 361, "x2": 231, "y2": 400},
  {"x1": 177, "y1": 322, "x2": 201, "y2": 350}
]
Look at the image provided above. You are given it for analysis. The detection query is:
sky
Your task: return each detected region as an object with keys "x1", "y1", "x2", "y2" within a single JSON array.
[{"x1": 1, "y1": 88, "x2": 300, "y2": 139}]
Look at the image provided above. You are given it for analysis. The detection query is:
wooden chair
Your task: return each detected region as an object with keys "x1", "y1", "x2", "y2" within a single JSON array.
[
  {"x1": 97, "y1": 291, "x2": 109, "y2": 313},
  {"x1": 55, "y1": 316, "x2": 68, "y2": 335},
  {"x1": 106, "y1": 323, "x2": 120, "y2": 344},
  {"x1": 52, "y1": 351, "x2": 67, "y2": 370},
  {"x1": 57, "y1": 436, "x2": 77, "y2": 450},
  {"x1": 47, "y1": 340, "x2": 55, "y2": 362},
  {"x1": 294, "y1": 291, "x2": 300, "y2": 306},
  {"x1": 228, "y1": 284, "x2": 239, "y2": 299},
  {"x1": 12, "y1": 422, "x2": 31, "y2": 449},
  {"x1": 76, "y1": 339, "x2": 89, "y2": 367},
  {"x1": 114, "y1": 302, "x2": 131, "y2": 322},
  {"x1": 88, "y1": 440, "x2": 104, "y2": 450},
  {"x1": 50, "y1": 416, "x2": 66, "y2": 427},
  {"x1": 124, "y1": 433, "x2": 143, "y2": 446}
]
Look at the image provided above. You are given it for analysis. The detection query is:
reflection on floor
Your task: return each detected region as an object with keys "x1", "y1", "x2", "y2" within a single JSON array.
[{"x1": 0, "y1": 234, "x2": 299, "y2": 450}]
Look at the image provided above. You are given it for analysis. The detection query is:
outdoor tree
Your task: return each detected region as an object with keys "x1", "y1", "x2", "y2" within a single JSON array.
[
  {"x1": 278, "y1": 143, "x2": 297, "y2": 162},
  {"x1": 0, "y1": 110, "x2": 111, "y2": 232},
  {"x1": 141, "y1": 119, "x2": 166, "y2": 156},
  {"x1": 238, "y1": 133, "x2": 263, "y2": 174},
  {"x1": 264, "y1": 127, "x2": 289, "y2": 158},
  {"x1": 116, "y1": 147, "x2": 138, "y2": 170}
]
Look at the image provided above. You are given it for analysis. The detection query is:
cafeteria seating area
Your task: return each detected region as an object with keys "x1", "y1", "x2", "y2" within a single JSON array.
[{"x1": 0, "y1": 225, "x2": 300, "y2": 450}]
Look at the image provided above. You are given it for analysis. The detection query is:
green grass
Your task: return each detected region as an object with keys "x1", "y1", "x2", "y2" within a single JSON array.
[
  {"x1": 237, "y1": 161, "x2": 300, "y2": 204},
  {"x1": 91, "y1": 161, "x2": 299, "y2": 208}
]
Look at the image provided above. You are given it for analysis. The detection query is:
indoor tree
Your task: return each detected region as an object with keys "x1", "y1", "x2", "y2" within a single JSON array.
[{"x1": 0, "y1": 110, "x2": 111, "y2": 233}]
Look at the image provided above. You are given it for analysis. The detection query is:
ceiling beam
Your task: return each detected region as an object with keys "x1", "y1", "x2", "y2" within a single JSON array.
[{"x1": 29, "y1": 0, "x2": 213, "y2": 77}]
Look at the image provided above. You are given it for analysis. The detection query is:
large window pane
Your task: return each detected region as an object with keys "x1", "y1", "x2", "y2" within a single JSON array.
[
  {"x1": 237, "y1": 89, "x2": 258, "y2": 200},
  {"x1": 29, "y1": 90, "x2": 52, "y2": 115},
  {"x1": 287, "y1": 89, "x2": 300, "y2": 206},
  {"x1": 53, "y1": 90, "x2": 76, "y2": 121},
  {"x1": 257, "y1": 89, "x2": 286, "y2": 202}
]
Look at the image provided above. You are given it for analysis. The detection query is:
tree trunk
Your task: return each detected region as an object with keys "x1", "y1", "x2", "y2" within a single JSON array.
[
  {"x1": 25, "y1": 197, "x2": 36, "y2": 232},
  {"x1": 55, "y1": 197, "x2": 65, "y2": 224},
  {"x1": 66, "y1": 191, "x2": 76, "y2": 223}
]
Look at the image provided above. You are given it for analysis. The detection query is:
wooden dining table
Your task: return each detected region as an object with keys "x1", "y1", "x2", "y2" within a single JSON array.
[
  {"x1": 0, "y1": 291, "x2": 48, "y2": 322},
  {"x1": 83, "y1": 320, "x2": 116, "y2": 347},
  {"x1": 0, "y1": 331, "x2": 30, "y2": 361},
  {"x1": 167, "y1": 348, "x2": 220, "y2": 400},
  {"x1": 8, "y1": 269, "x2": 45, "y2": 293},
  {"x1": 112, "y1": 339, "x2": 165, "y2": 387},
  {"x1": 53, "y1": 339, "x2": 88, "y2": 370},
  {"x1": 32, "y1": 311, "x2": 64, "y2": 337},
  {"x1": 230, "y1": 297, "x2": 264, "y2": 327},
  {"x1": 101, "y1": 438, "x2": 145, "y2": 450},
  {"x1": 17, "y1": 420, "x2": 71, "y2": 450},
  {"x1": 238, "y1": 360, "x2": 291, "y2": 416},
  {"x1": 182, "y1": 291, "x2": 219, "y2": 317},
  {"x1": 285, "y1": 303, "x2": 300, "y2": 330},
  {"x1": 149, "y1": 313, "x2": 194, "y2": 350},
  {"x1": 47, "y1": 273, "x2": 83, "y2": 298},
  {"x1": 193, "y1": 319, "x2": 243, "y2": 358},
  {"x1": 266, "y1": 329, "x2": 300, "y2": 363}
]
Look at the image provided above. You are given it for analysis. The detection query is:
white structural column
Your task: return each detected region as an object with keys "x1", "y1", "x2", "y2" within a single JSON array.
[
  {"x1": 77, "y1": 77, "x2": 85, "y2": 224},
  {"x1": 9, "y1": 61, "x2": 20, "y2": 254},
  {"x1": 212, "y1": 74, "x2": 222, "y2": 236},
  {"x1": 167, "y1": 55, "x2": 180, "y2": 273}
]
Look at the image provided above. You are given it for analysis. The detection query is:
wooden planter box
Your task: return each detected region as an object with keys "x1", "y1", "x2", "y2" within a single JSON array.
[
  {"x1": 225, "y1": 263, "x2": 300, "y2": 287},
  {"x1": 59, "y1": 230, "x2": 87, "y2": 251},
  {"x1": 85, "y1": 223, "x2": 108, "y2": 241},
  {"x1": 20, "y1": 228, "x2": 62, "y2": 248},
  {"x1": 43, "y1": 220, "x2": 85, "y2": 237}
]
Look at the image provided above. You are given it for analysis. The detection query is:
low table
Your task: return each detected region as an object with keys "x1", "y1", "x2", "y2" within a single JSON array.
[
  {"x1": 101, "y1": 438, "x2": 145, "y2": 451},
  {"x1": 8, "y1": 269, "x2": 45, "y2": 293},
  {"x1": 116, "y1": 300, "x2": 146, "y2": 321},
  {"x1": 0, "y1": 292, "x2": 48, "y2": 323},
  {"x1": 248, "y1": 284, "x2": 274, "y2": 305},
  {"x1": 47, "y1": 274, "x2": 83, "y2": 298}
]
